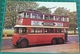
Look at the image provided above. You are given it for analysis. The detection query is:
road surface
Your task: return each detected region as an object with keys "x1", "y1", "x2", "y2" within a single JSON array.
[{"x1": 1, "y1": 35, "x2": 79, "y2": 53}]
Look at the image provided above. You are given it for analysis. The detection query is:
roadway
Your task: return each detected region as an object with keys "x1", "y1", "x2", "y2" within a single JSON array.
[{"x1": 1, "y1": 35, "x2": 79, "y2": 53}]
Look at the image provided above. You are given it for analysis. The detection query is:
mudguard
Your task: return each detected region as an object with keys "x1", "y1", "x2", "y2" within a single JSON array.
[{"x1": 17, "y1": 38, "x2": 29, "y2": 45}]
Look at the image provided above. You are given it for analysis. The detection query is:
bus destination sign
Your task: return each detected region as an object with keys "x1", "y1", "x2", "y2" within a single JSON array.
[{"x1": 31, "y1": 21, "x2": 63, "y2": 27}]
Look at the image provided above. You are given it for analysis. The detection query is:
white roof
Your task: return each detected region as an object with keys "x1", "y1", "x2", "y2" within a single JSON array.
[{"x1": 14, "y1": 25, "x2": 69, "y2": 28}]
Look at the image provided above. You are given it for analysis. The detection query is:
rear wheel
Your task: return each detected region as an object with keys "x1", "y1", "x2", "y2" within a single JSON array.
[
  {"x1": 18, "y1": 40, "x2": 28, "y2": 48},
  {"x1": 51, "y1": 39, "x2": 57, "y2": 45},
  {"x1": 58, "y1": 38, "x2": 64, "y2": 44}
]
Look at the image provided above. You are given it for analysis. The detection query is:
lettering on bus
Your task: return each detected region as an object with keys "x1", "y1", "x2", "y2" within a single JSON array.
[
  {"x1": 54, "y1": 23, "x2": 63, "y2": 27},
  {"x1": 31, "y1": 21, "x2": 63, "y2": 27},
  {"x1": 42, "y1": 22, "x2": 55, "y2": 26},
  {"x1": 31, "y1": 21, "x2": 43, "y2": 26}
]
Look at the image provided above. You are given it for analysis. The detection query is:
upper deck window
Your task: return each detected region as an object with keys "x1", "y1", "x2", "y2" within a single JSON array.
[
  {"x1": 18, "y1": 11, "x2": 31, "y2": 18},
  {"x1": 37, "y1": 14, "x2": 43, "y2": 19},
  {"x1": 32, "y1": 13, "x2": 37, "y2": 18},
  {"x1": 64, "y1": 18, "x2": 67, "y2": 22},
  {"x1": 27, "y1": 13, "x2": 30, "y2": 18},
  {"x1": 49, "y1": 16, "x2": 53, "y2": 20},
  {"x1": 45, "y1": 15, "x2": 50, "y2": 20},
  {"x1": 67, "y1": 18, "x2": 69, "y2": 22},
  {"x1": 55, "y1": 16, "x2": 61, "y2": 21},
  {"x1": 17, "y1": 11, "x2": 69, "y2": 22},
  {"x1": 61, "y1": 17, "x2": 63, "y2": 21},
  {"x1": 18, "y1": 13, "x2": 24, "y2": 18}
]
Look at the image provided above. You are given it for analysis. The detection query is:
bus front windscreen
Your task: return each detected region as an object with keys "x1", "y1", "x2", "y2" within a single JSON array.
[{"x1": 14, "y1": 27, "x2": 27, "y2": 33}]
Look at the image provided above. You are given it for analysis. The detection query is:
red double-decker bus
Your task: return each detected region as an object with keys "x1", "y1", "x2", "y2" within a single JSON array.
[{"x1": 12, "y1": 10, "x2": 69, "y2": 48}]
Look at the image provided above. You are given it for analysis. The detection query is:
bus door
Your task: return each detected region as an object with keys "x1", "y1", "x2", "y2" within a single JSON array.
[{"x1": 64, "y1": 29, "x2": 68, "y2": 42}]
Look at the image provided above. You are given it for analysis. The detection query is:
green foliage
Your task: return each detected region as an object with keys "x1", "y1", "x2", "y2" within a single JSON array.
[
  {"x1": 37, "y1": 6, "x2": 51, "y2": 14},
  {"x1": 5, "y1": 1, "x2": 39, "y2": 29},
  {"x1": 5, "y1": 1, "x2": 52, "y2": 29},
  {"x1": 54, "y1": 7, "x2": 70, "y2": 16},
  {"x1": 68, "y1": 11, "x2": 77, "y2": 30}
]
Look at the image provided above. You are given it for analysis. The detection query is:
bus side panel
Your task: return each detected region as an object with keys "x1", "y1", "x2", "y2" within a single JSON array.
[
  {"x1": 23, "y1": 18, "x2": 31, "y2": 25},
  {"x1": 42, "y1": 33, "x2": 65, "y2": 44},
  {"x1": 27, "y1": 34, "x2": 38, "y2": 45},
  {"x1": 36, "y1": 35, "x2": 43, "y2": 44},
  {"x1": 27, "y1": 33, "x2": 65, "y2": 45}
]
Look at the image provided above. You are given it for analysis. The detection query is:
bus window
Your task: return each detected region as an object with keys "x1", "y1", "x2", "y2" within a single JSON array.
[
  {"x1": 44, "y1": 28, "x2": 49, "y2": 33},
  {"x1": 50, "y1": 16, "x2": 53, "y2": 20},
  {"x1": 61, "y1": 18, "x2": 63, "y2": 21},
  {"x1": 37, "y1": 28, "x2": 42, "y2": 33},
  {"x1": 55, "y1": 28, "x2": 63, "y2": 33},
  {"x1": 18, "y1": 13, "x2": 24, "y2": 18},
  {"x1": 59, "y1": 29, "x2": 62, "y2": 33},
  {"x1": 53, "y1": 16, "x2": 55, "y2": 20},
  {"x1": 32, "y1": 13, "x2": 37, "y2": 18},
  {"x1": 22, "y1": 28, "x2": 27, "y2": 33},
  {"x1": 45, "y1": 16, "x2": 49, "y2": 20},
  {"x1": 31, "y1": 28, "x2": 37, "y2": 33},
  {"x1": 14, "y1": 27, "x2": 19, "y2": 33},
  {"x1": 58, "y1": 28, "x2": 62, "y2": 33},
  {"x1": 14, "y1": 27, "x2": 27, "y2": 33},
  {"x1": 55, "y1": 16, "x2": 61, "y2": 21},
  {"x1": 27, "y1": 13, "x2": 30, "y2": 18},
  {"x1": 62, "y1": 17, "x2": 64, "y2": 21},
  {"x1": 37, "y1": 14, "x2": 43, "y2": 19},
  {"x1": 64, "y1": 18, "x2": 67, "y2": 22},
  {"x1": 67, "y1": 18, "x2": 69, "y2": 22},
  {"x1": 24, "y1": 13, "x2": 26, "y2": 18},
  {"x1": 55, "y1": 28, "x2": 59, "y2": 33},
  {"x1": 50, "y1": 28, "x2": 54, "y2": 33}
]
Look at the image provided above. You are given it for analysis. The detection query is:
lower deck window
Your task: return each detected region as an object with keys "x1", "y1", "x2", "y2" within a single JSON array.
[
  {"x1": 14, "y1": 27, "x2": 27, "y2": 33},
  {"x1": 31, "y1": 28, "x2": 42, "y2": 33},
  {"x1": 14, "y1": 27, "x2": 63, "y2": 34},
  {"x1": 55, "y1": 28, "x2": 63, "y2": 33}
]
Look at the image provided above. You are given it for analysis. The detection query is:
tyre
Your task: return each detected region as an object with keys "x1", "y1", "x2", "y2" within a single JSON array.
[
  {"x1": 18, "y1": 40, "x2": 28, "y2": 48},
  {"x1": 58, "y1": 38, "x2": 64, "y2": 44},
  {"x1": 51, "y1": 39, "x2": 57, "y2": 45}
]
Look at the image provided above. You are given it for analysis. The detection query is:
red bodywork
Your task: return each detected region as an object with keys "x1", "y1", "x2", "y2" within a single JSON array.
[
  {"x1": 12, "y1": 33, "x2": 65, "y2": 45},
  {"x1": 12, "y1": 11, "x2": 69, "y2": 46}
]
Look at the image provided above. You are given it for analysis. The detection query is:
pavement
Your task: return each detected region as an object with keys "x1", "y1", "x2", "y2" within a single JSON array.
[{"x1": 68, "y1": 35, "x2": 78, "y2": 36}]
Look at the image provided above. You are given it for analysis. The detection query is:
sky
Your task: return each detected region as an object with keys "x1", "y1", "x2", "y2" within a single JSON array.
[{"x1": 37, "y1": 2, "x2": 76, "y2": 13}]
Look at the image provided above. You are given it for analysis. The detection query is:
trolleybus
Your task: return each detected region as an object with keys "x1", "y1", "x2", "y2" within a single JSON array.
[{"x1": 12, "y1": 10, "x2": 69, "y2": 48}]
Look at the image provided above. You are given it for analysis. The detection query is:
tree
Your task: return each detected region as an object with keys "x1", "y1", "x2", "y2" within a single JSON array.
[
  {"x1": 68, "y1": 11, "x2": 77, "y2": 34},
  {"x1": 54, "y1": 7, "x2": 70, "y2": 16},
  {"x1": 5, "y1": 1, "x2": 39, "y2": 29},
  {"x1": 37, "y1": 6, "x2": 51, "y2": 14}
]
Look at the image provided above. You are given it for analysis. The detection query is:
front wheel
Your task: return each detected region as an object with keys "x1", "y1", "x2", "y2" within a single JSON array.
[{"x1": 18, "y1": 40, "x2": 28, "y2": 48}]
